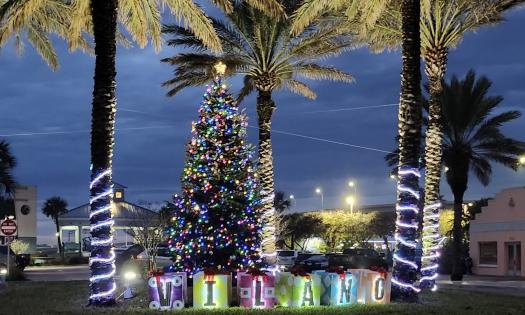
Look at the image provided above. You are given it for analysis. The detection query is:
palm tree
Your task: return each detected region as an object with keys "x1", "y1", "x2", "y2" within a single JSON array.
[
  {"x1": 390, "y1": 0, "x2": 423, "y2": 302},
  {"x1": 365, "y1": 0, "x2": 525, "y2": 290},
  {"x1": 161, "y1": 1, "x2": 355, "y2": 267},
  {"x1": 42, "y1": 197, "x2": 68, "y2": 258},
  {"x1": 0, "y1": 140, "x2": 16, "y2": 196},
  {"x1": 291, "y1": 0, "x2": 425, "y2": 300},
  {"x1": 439, "y1": 71, "x2": 525, "y2": 280}
]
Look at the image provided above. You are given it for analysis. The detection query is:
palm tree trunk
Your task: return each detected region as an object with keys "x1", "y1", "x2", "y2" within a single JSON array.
[
  {"x1": 446, "y1": 157, "x2": 469, "y2": 281},
  {"x1": 392, "y1": 0, "x2": 422, "y2": 302},
  {"x1": 420, "y1": 47, "x2": 448, "y2": 290},
  {"x1": 257, "y1": 89, "x2": 277, "y2": 267},
  {"x1": 54, "y1": 217, "x2": 63, "y2": 260},
  {"x1": 88, "y1": 0, "x2": 118, "y2": 306}
]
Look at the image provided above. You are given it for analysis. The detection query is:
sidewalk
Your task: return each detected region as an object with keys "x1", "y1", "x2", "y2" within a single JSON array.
[{"x1": 437, "y1": 274, "x2": 525, "y2": 296}]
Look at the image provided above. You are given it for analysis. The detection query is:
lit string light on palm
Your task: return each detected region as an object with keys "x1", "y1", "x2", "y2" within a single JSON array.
[
  {"x1": 392, "y1": 167, "x2": 421, "y2": 295},
  {"x1": 420, "y1": 201, "x2": 442, "y2": 291},
  {"x1": 88, "y1": 167, "x2": 116, "y2": 303}
]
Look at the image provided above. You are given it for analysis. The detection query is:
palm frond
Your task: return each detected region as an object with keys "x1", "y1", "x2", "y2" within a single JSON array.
[
  {"x1": 293, "y1": 63, "x2": 354, "y2": 82},
  {"x1": 244, "y1": 0, "x2": 285, "y2": 18},
  {"x1": 282, "y1": 79, "x2": 316, "y2": 99},
  {"x1": 237, "y1": 75, "x2": 254, "y2": 104},
  {"x1": 26, "y1": 22, "x2": 58, "y2": 69},
  {"x1": 290, "y1": 0, "x2": 344, "y2": 35},
  {"x1": 164, "y1": 0, "x2": 221, "y2": 52}
]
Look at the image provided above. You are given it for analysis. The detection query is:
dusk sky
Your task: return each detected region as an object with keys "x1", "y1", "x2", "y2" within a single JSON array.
[{"x1": 1, "y1": 8, "x2": 524, "y2": 245}]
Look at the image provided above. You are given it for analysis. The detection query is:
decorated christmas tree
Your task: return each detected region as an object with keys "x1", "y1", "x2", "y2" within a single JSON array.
[{"x1": 167, "y1": 63, "x2": 261, "y2": 274}]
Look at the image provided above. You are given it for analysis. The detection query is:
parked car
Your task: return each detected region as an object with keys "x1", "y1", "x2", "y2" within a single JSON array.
[
  {"x1": 136, "y1": 246, "x2": 172, "y2": 269},
  {"x1": 276, "y1": 250, "x2": 297, "y2": 271},
  {"x1": 326, "y1": 253, "x2": 354, "y2": 270},
  {"x1": 342, "y1": 248, "x2": 388, "y2": 269},
  {"x1": 115, "y1": 244, "x2": 172, "y2": 275},
  {"x1": 295, "y1": 253, "x2": 319, "y2": 264},
  {"x1": 295, "y1": 254, "x2": 328, "y2": 272}
]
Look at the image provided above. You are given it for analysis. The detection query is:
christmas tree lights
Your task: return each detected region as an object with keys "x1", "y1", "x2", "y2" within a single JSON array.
[{"x1": 167, "y1": 66, "x2": 261, "y2": 274}]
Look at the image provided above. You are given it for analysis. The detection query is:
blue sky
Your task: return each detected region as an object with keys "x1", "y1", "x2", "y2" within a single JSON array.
[{"x1": 1, "y1": 8, "x2": 524, "y2": 245}]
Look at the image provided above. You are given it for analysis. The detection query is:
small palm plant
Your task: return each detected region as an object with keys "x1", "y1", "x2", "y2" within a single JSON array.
[
  {"x1": 42, "y1": 197, "x2": 68, "y2": 259},
  {"x1": 161, "y1": 0, "x2": 355, "y2": 267}
]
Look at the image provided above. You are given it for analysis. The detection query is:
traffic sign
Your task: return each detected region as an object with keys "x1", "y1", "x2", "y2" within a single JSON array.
[{"x1": 0, "y1": 219, "x2": 17, "y2": 237}]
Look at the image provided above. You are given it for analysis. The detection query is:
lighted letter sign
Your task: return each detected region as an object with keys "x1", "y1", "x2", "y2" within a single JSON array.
[
  {"x1": 238, "y1": 272, "x2": 276, "y2": 309},
  {"x1": 148, "y1": 273, "x2": 186, "y2": 310},
  {"x1": 313, "y1": 271, "x2": 358, "y2": 306},
  {"x1": 349, "y1": 269, "x2": 391, "y2": 304},
  {"x1": 193, "y1": 272, "x2": 231, "y2": 308}
]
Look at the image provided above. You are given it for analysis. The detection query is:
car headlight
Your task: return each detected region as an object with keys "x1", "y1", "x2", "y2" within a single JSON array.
[
  {"x1": 0, "y1": 268, "x2": 7, "y2": 275},
  {"x1": 124, "y1": 271, "x2": 137, "y2": 281}
]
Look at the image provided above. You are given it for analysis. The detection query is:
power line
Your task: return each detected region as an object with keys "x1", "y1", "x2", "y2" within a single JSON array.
[
  {"x1": 302, "y1": 103, "x2": 398, "y2": 114},
  {"x1": 0, "y1": 125, "x2": 172, "y2": 137},
  {"x1": 247, "y1": 126, "x2": 391, "y2": 154}
]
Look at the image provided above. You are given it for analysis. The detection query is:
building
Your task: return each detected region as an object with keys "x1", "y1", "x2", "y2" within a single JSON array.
[
  {"x1": 57, "y1": 183, "x2": 160, "y2": 256},
  {"x1": 0, "y1": 185, "x2": 38, "y2": 253},
  {"x1": 470, "y1": 186, "x2": 525, "y2": 277}
]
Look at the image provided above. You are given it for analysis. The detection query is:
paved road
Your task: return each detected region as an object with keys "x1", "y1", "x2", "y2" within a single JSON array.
[{"x1": 24, "y1": 265, "x2": 90, "y2": 281}]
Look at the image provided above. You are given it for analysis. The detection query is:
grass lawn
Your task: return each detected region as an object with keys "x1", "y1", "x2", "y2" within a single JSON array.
[{"x1": 0, "y1": 281, "x2": 524, "y2": 315}]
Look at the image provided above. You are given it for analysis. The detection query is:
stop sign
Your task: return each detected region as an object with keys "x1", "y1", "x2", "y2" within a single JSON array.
[{"x1": 0, "y1": 219, "x2": 17, "y2": 236}]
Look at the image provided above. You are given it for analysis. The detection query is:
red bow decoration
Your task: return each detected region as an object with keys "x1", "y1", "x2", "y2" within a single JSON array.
[
  {"x1": 245, "y1": 268, "x2": 270, "y2": 278},
  {"x1": 327, "y1": 266, "x2": 346, "y2": 279},
  {"x1": 148, "y1": 269, "x2": 165, "y2": 277},
  {"x1": 203, "y1": 267, "x2": 230, "y2": 276},
  {"x1": 370, "y1": 266, "x2": 388, "y2": 278},
  {"x1": 290, "y1": 265, "x2": 310, "y2": 278}
]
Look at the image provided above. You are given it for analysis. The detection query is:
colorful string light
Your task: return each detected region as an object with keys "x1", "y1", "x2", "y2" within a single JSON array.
[{"x1": 167, "y1": 75, "x2": 261, "y2": 275}]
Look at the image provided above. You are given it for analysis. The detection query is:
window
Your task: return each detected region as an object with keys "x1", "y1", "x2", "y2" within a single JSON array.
[
  {"x1": 20, "y1": 205, "x2": 31, "y2": 215},
  {"x1": 479, "y1": 242, "x2": 498, "y2": 265},
  {"x1": 115, "y1": 191, "x2": 122, "y2": 199}
]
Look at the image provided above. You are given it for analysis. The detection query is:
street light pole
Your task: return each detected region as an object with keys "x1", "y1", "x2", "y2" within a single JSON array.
[
  {"x1": 348, "y1": 181, "x2": 357, "y2": 213},
  {"x1": 315, "y1": 188, "x2": 324, "y2": 209},
  {"x1": 346, "y1": 196, "x2": 355, "y2": 214}
]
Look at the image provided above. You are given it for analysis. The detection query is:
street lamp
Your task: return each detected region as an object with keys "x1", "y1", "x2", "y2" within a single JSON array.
[
  {"x1": 346, "y1": 195, "x2": 355, "y2": 214},
  {"x1": 315, "y1": 188, "x2": 324, "y2": 209},
  {"x1": 348, "y1": 181, "x2": 357, "y2": 195}
]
